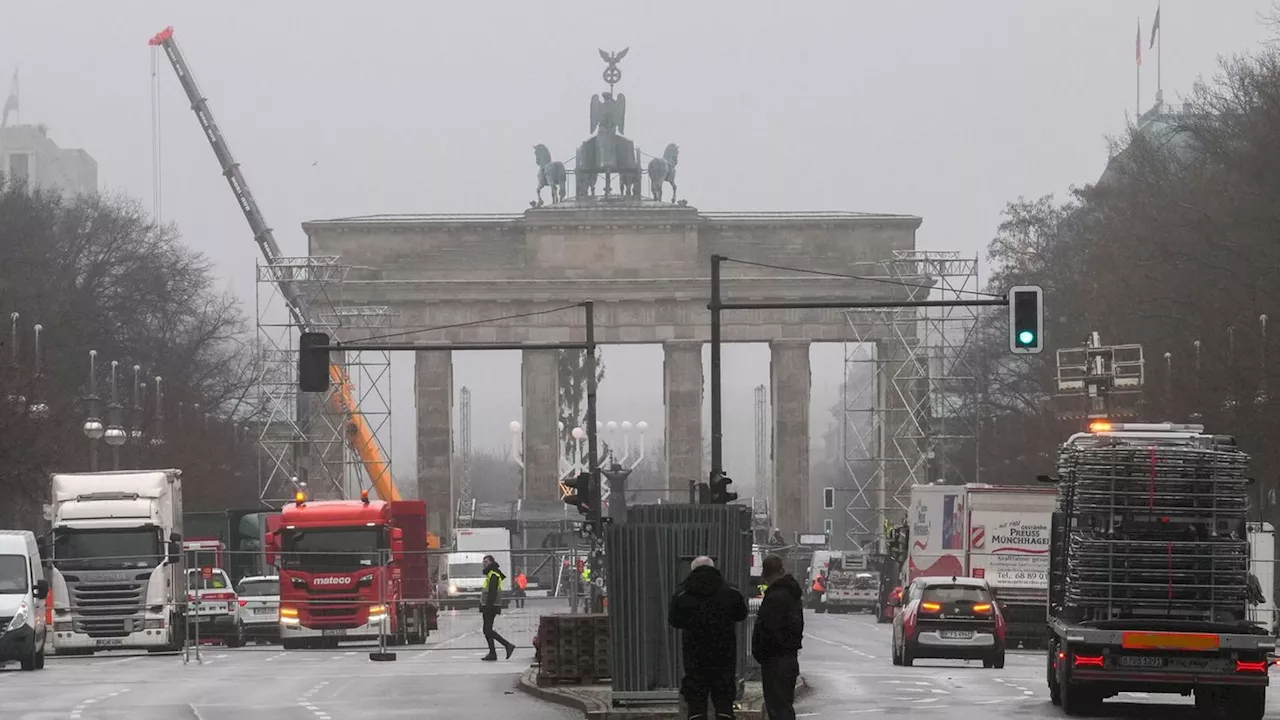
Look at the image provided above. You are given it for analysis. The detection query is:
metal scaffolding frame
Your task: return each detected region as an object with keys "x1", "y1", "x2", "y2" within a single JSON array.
[
  {"x1": 253, "y1": 256, "x2": 396, "y2": 505},
  {"x1": 840, "y1": 251, "x2": 981, "y2": 554}
]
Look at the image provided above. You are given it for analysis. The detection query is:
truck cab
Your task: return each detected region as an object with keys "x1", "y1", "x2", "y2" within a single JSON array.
[
  {"x1": 273, "y1": 495, "x2": 431, "y2": 649},
  {"x1": 47, "y1": 470, "x2": 185, "y2": 655}
]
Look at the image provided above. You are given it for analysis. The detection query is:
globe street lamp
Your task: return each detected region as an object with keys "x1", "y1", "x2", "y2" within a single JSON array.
[
  {"x1": 82, "y1": 350, "x2": 105, "y2": 471},
  {"x1": 104, "y1": 361, "x2": 129, "y2": 469}
]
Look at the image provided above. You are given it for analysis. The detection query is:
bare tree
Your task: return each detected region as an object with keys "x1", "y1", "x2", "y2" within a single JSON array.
[{"x1": 0, "y1": 179, "x2": 260, "y2": 524}]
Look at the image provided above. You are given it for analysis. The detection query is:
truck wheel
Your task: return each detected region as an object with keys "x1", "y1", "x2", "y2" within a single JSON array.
[
  {"x1": 1202, "y1": 687, "x2": 1265, "y2": 720},
  {"x1": 1047, "y1": 641, "x2": 1061, "y2": 705},
  {"x1": 226, "y1": 624, "x2": 244, "y2": 648},
  {"x1": 1060, "y1": 678, "x2": 1100, "y2": 716}
]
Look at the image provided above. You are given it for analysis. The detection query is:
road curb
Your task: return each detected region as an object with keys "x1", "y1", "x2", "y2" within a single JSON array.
[{"x1": 517, "y1": 667, "x2": 810, "y2": 719}]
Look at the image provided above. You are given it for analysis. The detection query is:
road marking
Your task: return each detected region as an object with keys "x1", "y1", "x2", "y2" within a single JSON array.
[
  {"x1": 805, "y1": 632, "x2": 877, "y2": 659},
  {"x1": 263, "y1": 652, "x2": 288, "y2": 662},
  {"x1": 70, "y1": 688, "x2": 130, "y2": 719},
  {"x1": 297, "y1": 680, "x2": 331, "y2": 720}
]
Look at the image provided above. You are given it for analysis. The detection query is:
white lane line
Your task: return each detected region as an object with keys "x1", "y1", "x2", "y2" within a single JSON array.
[
  {"x1": 297, "y1": 680, "x2": 330, "y2": 719},
  {"x1": 805, "y1": 632, "x2": 877, "y2": 659},
  {"x1": 70, "y1": 688, "x2": 130, "y2": 719},
  {"x1": 263, "y1": 652, "x2": 288, "y2": 662}
]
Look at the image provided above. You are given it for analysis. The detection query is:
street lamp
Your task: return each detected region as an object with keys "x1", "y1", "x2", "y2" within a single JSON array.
[
  {"x1": 104, "y1": 361, "x2": 128, "y2": 469},
  {"x1": 509, "y1": 420, "x2": 523, "y2": 468},
  {"x1": 82, "y1": 351, "x2": 105, "y2": 471},
  {"x1": 150, "y1": 376, "x2": 165, "y2": 447}
]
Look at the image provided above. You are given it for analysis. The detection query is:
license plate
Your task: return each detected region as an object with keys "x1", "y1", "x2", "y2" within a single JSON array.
[
  {"x1": 95, "y1": 638, "x2": 123, "y2": 647},
  {"x1": 939, "y1": 630, "x2": 975, "y2": 640},
  {"x1": 1119, "y1": 655, "x2": 1164, "y2": 668},
  {"x1": 254, "y1": 608, "x2": 276, "y2": 615},
  {"x1": 322, "y1": 628, "x2": 346, "y2": 637}
]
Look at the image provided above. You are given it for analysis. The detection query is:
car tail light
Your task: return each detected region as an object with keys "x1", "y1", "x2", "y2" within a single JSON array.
[
  {"x1": 1236, "y1": 660, "x2": 1268, "y2": 673},
  {"x1": 238, "y1": 599, "x2": 248, "y2": 607},
  {"x1": 1074, "y1": 655, "x2": 1104, "y2": 668},
  {"x1": 920, "y1": 602, "x2": 941, "y2": 613},
  {"x1": 205, "y1": 592, "x2": 235, "y2": 601},
  {"x1": 972, "y1": 603, "x2": 991, "y2": 613}
]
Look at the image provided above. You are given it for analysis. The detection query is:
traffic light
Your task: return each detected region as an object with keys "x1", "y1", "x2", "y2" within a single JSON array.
[
  {"x1": 1008, "y1": 285, "x2": 1044, "y2": 354},
  {"x1": 708, "y1": 472, "x2": 737, "y2": 504},
  {"x1": 298, "y1": 332, "x2": 331, "y2": 392},
  {"x1": 562, "y1": 471, "x2": 593, "y2": 516}
]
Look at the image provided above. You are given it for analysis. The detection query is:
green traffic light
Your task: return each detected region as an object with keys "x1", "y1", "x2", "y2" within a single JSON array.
[{"x1": 1018, "y1": 330, "x2": 1036, "y2": 346}]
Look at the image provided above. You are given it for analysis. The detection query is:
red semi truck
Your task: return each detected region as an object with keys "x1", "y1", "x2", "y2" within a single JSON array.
[{"x1": 269, "y1": 493, "x2": 436, "y2": 649}]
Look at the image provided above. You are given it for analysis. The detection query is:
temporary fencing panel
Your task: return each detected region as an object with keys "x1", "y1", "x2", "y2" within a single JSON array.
[{"x1": 606, "y1": 504, "x2": 752, "y2": 706}]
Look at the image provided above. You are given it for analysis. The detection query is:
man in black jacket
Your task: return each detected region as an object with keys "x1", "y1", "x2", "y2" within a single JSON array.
[
  {"x1": 751, "y1": 554, "x2": 804, "y2": 720},
  {"x1": 669, "y1": 556, "x2": 749, "y2": 719}
]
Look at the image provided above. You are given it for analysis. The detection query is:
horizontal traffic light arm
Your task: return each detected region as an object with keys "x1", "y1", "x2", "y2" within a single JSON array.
[
  {"x1": 312, "y1": 341, "x2": 594, "y2": 352},
  {"x1": 714, "y1": 298, "x2": 1009, "y2": 311}
]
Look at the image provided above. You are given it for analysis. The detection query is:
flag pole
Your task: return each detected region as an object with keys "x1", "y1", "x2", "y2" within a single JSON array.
[
  {"x1": 1157, "y1": 3, "x2": 1163, "y2": 105},
  {"x1": 1136, "y1": 17, "x2": 1142, "y2": 118}
]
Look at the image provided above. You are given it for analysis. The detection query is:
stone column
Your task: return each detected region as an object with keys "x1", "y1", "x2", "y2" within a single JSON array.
[
  {"x1": 770, "y1": 340, "x2": 812, "y2": 541},
  {"x1": 415, "y1": 351, "x2": 453, "y2": 537},
  {"x1": 522, "y1": 349, "x2": 561, "y2": 503},
  {"x1": 663, "y1": 340, "x2": 703, "y2": 496}
]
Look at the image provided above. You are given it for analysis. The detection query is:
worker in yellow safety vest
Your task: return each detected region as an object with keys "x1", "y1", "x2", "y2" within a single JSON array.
[{"x1": 480, "y1": 555, "x2": 516, "y2": 662}]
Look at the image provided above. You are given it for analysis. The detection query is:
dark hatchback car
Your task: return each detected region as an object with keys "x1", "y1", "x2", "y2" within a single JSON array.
[{"x1": 890, "y1": 576, "x2": 1006, "y2": 668}]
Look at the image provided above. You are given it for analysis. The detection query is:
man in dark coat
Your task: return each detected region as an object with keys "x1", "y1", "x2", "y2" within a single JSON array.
[
  {"x1": 668, "y1": 556, "x2": 749, "y2": 719},
  {"x1": 480, "y1": 554, "x2": 515, "y2": 661},
  {"x1": 751, "y1": 554, "x2": 804, "y2": 720}
]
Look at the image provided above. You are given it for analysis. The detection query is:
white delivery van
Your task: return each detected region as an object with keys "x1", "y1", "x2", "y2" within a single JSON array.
[{"x1": 0, "y1": 530, "x2": 50, "y2": 670}]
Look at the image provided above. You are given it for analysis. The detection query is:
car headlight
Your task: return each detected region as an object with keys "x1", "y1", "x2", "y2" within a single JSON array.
[
  {"x1": 6, "y1": 601, "x2": 29, "y2": 632},
  {"x1": 448, "y1": 585, "x2": 458, "y2": 595}
]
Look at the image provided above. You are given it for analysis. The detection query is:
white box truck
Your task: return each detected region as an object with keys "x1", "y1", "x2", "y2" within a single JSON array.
[
  {"x1": 441, "y1": 528, "x2": 511, "y2": 609},
  {"x1": 47, "y1": 470, "x2": 185, "y2": 654},
  {"x1": 964, "y1": 484, "x2": 1056, "y2": 648}
]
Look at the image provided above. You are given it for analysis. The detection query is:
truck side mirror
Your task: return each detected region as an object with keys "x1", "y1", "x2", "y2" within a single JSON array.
[
  {"x1": 170, "y1": 531, "x2": 182, "y2": 543},
  {"x1": 167, "y1": 540, "x2": 182, "y2": 563},
  {"x1": 34, "y1": 578, "x2": 49, "y2": 599}
]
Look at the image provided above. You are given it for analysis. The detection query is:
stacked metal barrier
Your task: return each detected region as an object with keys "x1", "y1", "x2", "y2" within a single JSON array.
[{"x1": 1057, "y1": 442, "x2": 1252, "y2": 622}]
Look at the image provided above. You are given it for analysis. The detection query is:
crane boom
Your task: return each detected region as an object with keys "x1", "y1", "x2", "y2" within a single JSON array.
[{"x1": 150, "y1": 26, "x2": 400, "y2": 503}]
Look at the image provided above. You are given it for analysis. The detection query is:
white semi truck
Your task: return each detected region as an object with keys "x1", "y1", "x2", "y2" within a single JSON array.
[
  {"x1": 441, "y1": 527, "x2": 511, "y2": 609},
  {"x1": 46, "y1": 470, "x2": 185, "y2": 654}
]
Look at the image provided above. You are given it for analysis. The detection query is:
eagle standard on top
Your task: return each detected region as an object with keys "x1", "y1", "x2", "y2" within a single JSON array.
[{"x1": 1041, "y1": 422, "x2": 1273, "y2": 719}]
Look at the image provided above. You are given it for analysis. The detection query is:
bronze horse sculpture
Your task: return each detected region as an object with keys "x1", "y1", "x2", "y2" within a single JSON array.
[
  {"x1": 647, "y1": 143, "x2": 679, "y2": 202},
  {"x1": 535, "y1": 144, "x2": 567, "y2": 205}
]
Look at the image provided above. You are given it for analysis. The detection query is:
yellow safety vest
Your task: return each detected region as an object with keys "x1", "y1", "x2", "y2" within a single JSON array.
[
  {"x1": 483, "y1": 570, "x2": 503, "y2": 606},
  {"x1": 757, "y1": 584, "x2": 769, "y2": 597}
]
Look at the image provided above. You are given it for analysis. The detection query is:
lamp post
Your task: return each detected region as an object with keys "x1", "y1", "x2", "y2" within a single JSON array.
[
  {"x1": 103, "y1": 361, "x2": 128, "y2": 469},
  {"x1": 82, "y1": 351, "x2": 105, "y2": 471}
]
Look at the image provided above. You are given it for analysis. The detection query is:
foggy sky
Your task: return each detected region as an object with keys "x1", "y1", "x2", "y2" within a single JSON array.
[{"x1": 1, "y1": 1, "x2": 1272, "y2": 495}]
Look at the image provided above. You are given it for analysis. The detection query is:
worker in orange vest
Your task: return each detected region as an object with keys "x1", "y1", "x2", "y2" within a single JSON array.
[
  {"x1": 810, "y1": 573, "x2": 827, "y2": 612},
  {"x1": 513, "y1": 572, "x2": 528, "y2": 608}
]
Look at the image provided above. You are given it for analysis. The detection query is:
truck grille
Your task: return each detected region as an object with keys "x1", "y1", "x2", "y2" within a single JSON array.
[
  {"x1": 63, "y1": 573, "x2": 150, "y2": 638},
  {"x1": 306, "y1": 593, "x2": 360, "y2": 622}
]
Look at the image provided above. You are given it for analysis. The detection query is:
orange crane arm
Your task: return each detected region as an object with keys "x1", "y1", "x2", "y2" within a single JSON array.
[{"x1": 328, "y1": 364, "x2": 399, "y2": 501}]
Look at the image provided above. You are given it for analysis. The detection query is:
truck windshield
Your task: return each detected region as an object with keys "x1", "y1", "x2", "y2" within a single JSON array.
[
  {"x1": 280, "y1": 528, "x2": 384, "y2": 571},
  {"x1": 52, "y1": 528, "x2": 161, "y2": 570},
  {"x1": 449, "y1": 562, "x2": 486, "y2": 578},
  {"x1": 0, "y1": 555, "x2": 28, "y2": 593}
]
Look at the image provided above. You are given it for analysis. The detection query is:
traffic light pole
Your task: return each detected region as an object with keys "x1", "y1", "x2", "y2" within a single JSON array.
[{"x1": 706, "y1": 253, "x2": 1010, "y2": 489}]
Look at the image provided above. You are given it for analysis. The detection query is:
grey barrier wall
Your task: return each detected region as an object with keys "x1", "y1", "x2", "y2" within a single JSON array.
[{"x1": 605, "y1": 504, "x2": 753, "y2": 706}]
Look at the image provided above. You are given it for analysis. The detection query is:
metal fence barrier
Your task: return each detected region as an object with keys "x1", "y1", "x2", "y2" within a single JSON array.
[{"x1": 606, "y1": 504, "x2": 752, "y2": 707}]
